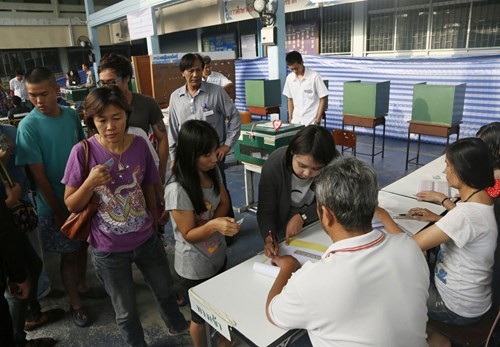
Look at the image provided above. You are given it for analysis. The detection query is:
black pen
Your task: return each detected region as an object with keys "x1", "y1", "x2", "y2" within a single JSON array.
[{"x1": 268, "y1": 230, "x2": 278, "y2": 252}]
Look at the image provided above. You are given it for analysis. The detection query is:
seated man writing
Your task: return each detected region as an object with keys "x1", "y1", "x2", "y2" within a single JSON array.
[{"x1": 266, "y1": 156, "x2": 430, "y2": 346}]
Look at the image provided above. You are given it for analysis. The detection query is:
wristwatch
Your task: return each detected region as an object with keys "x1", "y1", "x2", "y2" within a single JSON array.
[{"x1": 300, "y1": 213, "x2": 308, "y2": 222}]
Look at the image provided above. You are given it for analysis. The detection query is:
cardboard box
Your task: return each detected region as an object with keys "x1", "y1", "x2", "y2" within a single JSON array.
[
  {"x1": 411, "y1": 83, "x2": 466, "y2": 126},
  {"x1": 343, "y1": 80, "x2": 390, "y2": 118},
  {"x1": 235, "y1": 121, "x2": 304, "y2": 165},
  {"x1": 245, "y1": 80, "x2": 281, "y2": 107}
]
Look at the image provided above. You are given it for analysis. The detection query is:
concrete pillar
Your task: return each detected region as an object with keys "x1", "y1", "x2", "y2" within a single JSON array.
[
  {"x1": 352, "y1": 1, "x2": 367, "y2": 57},
  {"x1": 146, "y1": 7, "x2": 160, "y2": 55},
  {"x1": 268, "y1": 0, "x2": 287, "y2": 121}
]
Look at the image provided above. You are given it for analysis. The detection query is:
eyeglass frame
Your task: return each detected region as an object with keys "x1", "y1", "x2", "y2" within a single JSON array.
[{"x1": 97, "y1": 76, "x2": 123, "y2": 87}]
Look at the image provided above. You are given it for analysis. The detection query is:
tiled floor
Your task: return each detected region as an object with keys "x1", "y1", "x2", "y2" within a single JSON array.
[{"x1": 27, "y1": 134, "x2": 445, "y2": 346}]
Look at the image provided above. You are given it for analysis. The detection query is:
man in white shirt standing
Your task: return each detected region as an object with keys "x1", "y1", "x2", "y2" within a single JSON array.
[
  {"x1": 266, "y1": 157, "x2": 430, "y2": 347},
  {"x1": 9, "y1": 70, "x2": 31, "y2": 110},
  {"x1": 283, "y1": 51, "x2": 328, "y2": 126},
  {"x1": 202, "y1": 55, "x2": 234, "y2": 96}
]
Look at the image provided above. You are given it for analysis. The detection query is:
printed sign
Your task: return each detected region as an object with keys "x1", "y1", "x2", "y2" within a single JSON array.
[
  {"x1": 127, "y1": 8, "x2": 154, "y2": 40},
  {"x1": 189, "y1": 289, "x2": 233, "y2": 340}
]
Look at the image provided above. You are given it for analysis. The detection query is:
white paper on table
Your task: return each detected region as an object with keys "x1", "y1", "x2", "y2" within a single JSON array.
[
  {"x1": 418, "y1": 179, "x2": 450, "y2": 196},
  {"x1": 252, "y1": 262, "x2": 280, "y2": 278},
  {"x1": 378, "y1": 191, "x2": 445, "y2": 235},
  {"x1": 253, "y1": 239, "x2": 327, "y2": 279}
]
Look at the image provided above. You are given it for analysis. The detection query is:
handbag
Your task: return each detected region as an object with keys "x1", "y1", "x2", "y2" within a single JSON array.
[
  {"x1": 60, "y1": 139, "x2": 99, "y2": 241},
  {"x1": 11, "y1": 200, "x2": 38, "y2": 233},
  {"x1": 0, "y1": 161, "x2": 38, "y2": 233}
]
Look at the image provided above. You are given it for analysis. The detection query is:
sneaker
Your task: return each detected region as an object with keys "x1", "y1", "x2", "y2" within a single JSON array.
[{"x1": 166, "y1": 319, "x2": 189, "y2": 336}]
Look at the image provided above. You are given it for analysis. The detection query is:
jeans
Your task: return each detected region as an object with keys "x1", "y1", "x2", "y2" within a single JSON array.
[
  {"x1": 5, "y1": 232, "x2": 42, "y2": 345},
  {"x1": 91, "y1": 235, "x2": 185, "y2": 347},
  {"x1": 26, "y1": 228, "x2": 51, "y2": 298},
  {"x1": 427, "y1": 280, "x2": 482, "y2": 325}
]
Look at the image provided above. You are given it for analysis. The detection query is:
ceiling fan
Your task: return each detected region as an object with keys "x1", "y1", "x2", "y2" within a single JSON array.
[{"x1": 77, "y1": 35, "x2": 93, "y2": 49}]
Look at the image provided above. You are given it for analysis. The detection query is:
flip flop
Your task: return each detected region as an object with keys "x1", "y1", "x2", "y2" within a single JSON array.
[
  {"x1": 70, "y1": 306, "x2": 91, "y2": 327},
  {"x1": 24, "y1": 308, "x2": 66, "y2": 331}
]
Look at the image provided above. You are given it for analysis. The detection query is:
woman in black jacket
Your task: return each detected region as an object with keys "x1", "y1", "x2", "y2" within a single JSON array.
[{"x1": 257, "y1": 125, "x2": 339, "y2": 257}]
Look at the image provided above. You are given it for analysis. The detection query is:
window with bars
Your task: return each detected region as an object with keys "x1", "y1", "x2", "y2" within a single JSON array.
[
  {"x1": 367, "y1": 0, "x2": 500, "y2": 52},
  {"x1": 367, "y1": 13, "x2": 395, "y2": 51},
  {"x1": 431, "y1": 3, "x2": 469, "y2": 49},
  {"x1": 0, "y1": 49, "x2": 61, "y2": 78},
  {"x1": 396, "y1": 8, "x2": 428, "y2": 50},
  {"x1": 321, "y1": 4, "x2": 352, "y2": 54},
  {"x1": 468, "y1": 0, "x2": 500, "y2": 48}
]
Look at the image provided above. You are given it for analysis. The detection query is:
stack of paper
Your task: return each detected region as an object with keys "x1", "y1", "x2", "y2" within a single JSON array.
[{"x1": 253, "y1": 239, "x2": 327, "y2": 279}]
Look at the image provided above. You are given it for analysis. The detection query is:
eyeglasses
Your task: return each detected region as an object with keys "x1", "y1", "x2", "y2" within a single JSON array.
[{"x1": 97, "y1": 76, "x2": 123, "y2": 87}]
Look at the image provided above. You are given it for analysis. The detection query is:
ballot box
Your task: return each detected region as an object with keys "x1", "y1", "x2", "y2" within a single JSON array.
[
  {"x1": 60, "y1": 87, "x2": 89, "y2": 103},
  {"x1": 235, "y1": 121, "x2": 304, "y2": 165}
]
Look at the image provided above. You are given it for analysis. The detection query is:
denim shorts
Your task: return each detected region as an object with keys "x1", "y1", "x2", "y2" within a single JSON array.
[
  {"x1": 39, "y1": 215, "x2": 83, "y2": 254},
  {"x1": 427, "y1": 281, "x2": 482, "y2": 325}
]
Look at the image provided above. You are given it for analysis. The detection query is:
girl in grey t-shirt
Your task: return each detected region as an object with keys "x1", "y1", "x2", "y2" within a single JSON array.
[{"x1": 164, "y1": 120, "x2": 240, "y2": 346}]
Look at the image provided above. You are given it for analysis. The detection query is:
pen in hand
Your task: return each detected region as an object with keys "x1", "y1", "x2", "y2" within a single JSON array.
[{"x1": 268, "y1": 230, "x2": 279, "y2": 257}]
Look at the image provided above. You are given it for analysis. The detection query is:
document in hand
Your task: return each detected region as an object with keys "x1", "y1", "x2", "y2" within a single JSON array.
[{"x1": 253, "y1": 239, "x2": 328, "y2": 279}]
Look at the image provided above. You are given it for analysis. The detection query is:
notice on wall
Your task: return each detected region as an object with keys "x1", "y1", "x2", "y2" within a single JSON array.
[
  {"x1": 127, "y1": 8, "x2": 154, "y2": 41},
  {"x1": 286, "y1": 22, "x2": 318, "y2": 55},
  {"x1": 241, "y1": 34, "x2": 257, "y2": 59}
]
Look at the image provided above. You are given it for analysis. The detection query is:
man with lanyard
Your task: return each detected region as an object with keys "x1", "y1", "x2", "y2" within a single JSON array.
[
  {"x1": 168, "y1": 53, "x2": 241, "y2": 216},
  {"x1": 283, "y1": 51, "x2": 328, "y2": 126},
  {"x1": 266, "y1": 157, "x2": 429, "y2": 346}
]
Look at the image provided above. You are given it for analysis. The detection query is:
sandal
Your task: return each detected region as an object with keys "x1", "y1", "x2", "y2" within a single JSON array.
[
  {"x1": 166, "y1": 319, "x2": 189, "y2": 337},
  {"x1": 24, "y1": 308, "x2": 65, "y2": 331},
  {"x1": 176, "y1": 293, "x2": 188, "y2": 307},
  {"x1": 70, "y1": 306, "x2": 91, "y2": 327}
]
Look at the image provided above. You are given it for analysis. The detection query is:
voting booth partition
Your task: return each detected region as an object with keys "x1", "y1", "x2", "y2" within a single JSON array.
[{"x1": 411, "y1": 83, "x2": 466, "y2": 126}]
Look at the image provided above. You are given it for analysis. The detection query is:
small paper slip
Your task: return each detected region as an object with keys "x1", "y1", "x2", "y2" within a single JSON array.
[
  {"x1": 253, "y1": 240, "x2": 327, "y2": 279},
  {"x1": 418, "y1": 179, "x2": 450, "y2": 196},
  {"x1": 256, "y1": 122, "x2": 291, "y2": 129}
]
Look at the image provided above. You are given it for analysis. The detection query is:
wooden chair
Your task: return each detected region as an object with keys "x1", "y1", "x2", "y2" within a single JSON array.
[
  {"x1": 240, "y1": 111, "x2": 252, "y2": 124},
  {"x1": 428, "y1": 198, "x2": 500, "y2": 346},
  {"x1": 333, "y1": 129, "x2": 356, "y2": 156}
]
